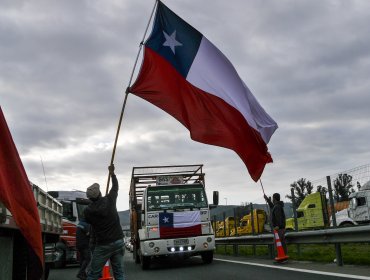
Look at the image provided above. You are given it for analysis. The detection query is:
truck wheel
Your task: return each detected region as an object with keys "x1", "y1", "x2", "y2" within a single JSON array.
[
  {"x1": 12, "y1": 234, "x2": 28, "y2": 280},
  {"x1": 201, "y1": 251, "x2": 214, "y2": 264},
  {"x1": 54, "y1": 248, "x2": 66, "y2": 268},
  {"x1": 339, "y1": 222, "x2": 353, "y2": 227},
  {"x1": 140, "y1": 255, "x2": 151, "y2": 270},
  {"x1": 133, "y1": 245, "x2": 140, "y2": 264},
  {"x1": 44, "y1": 263, "x2": 50, "y2": 279}
]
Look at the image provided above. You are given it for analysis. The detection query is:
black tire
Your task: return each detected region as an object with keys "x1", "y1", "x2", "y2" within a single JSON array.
[
  {"x1": 140, "y1": 255, "x2": 151, "y2": 270},
  {"x1": 44, "y1": 263, "x2": 50, "y2": 280},
  {"x1": 12, "y1": 233, "x2": 28, "y2": 280},
  {"x1": 201, "y1": 251, "x2": 214, "y2": 264},
  {"x1": 134, "y1": 244, "x2": 140, "y2": 264},
  {"x1": 53, "y1": 248, "x2": 66, "y2": 269},
  {"x1": 339, "y1": 222, "x2": 354, "y2": 227}
]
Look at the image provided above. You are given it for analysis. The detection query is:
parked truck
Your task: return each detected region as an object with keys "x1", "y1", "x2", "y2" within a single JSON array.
[
  {"x1": 0, "y1": 182, "x2": 63, "y2": 279},
  {"x1": 47, "y1": 190, "x2": 90, "y2": 268},
  {"x1": 215, "y1": 216, "x2": 235, "y2": 237},
  {"x1": 285, "y1": 192, "x2": 352, "y2": 231},
  {"x1": 129, "y1": 164, "x2": 218, "y2": 269},
  {"x1": 348, "y1": 180, "x2": 370, "y2": 224},
  {"x1": 230, "y1": 209, "x2": 267, "y2": 236}
]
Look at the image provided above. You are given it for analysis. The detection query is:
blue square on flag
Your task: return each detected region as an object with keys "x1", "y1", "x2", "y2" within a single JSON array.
[{"x1": 159, "y1": 212, "x2": 173, "y2": 227}]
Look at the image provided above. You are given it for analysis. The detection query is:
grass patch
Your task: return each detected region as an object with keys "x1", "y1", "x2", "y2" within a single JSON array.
[{"x1": 215, "y1": 243, "x2": 370, "y2": 265}]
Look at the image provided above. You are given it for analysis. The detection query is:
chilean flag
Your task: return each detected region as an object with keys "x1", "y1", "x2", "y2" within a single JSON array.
[
  {"x1": 130, "y1": 1, "x2": 278, "y2": 181},
  {"x1": 159, "y1": 211, "x2": 201, "y2": 238}
]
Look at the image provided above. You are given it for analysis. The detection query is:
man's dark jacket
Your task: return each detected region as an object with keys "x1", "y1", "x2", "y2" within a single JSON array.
[
  {"x1": 84, "y1": 174, "x2": 123, "y2": 245},
  {"x1": 267, "y1": 199, "x2": 286, "y2": 229}
]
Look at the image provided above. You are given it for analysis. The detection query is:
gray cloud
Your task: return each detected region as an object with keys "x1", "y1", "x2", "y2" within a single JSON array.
[{"x1": 2, "y1": 0, "x2": 370, "y2": 210}]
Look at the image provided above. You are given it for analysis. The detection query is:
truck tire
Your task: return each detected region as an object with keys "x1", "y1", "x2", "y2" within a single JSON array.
[
  {"x1": 43, "y1": 263, "x2": 50, "y2": 279},
  {"x1": 339, "y1": 222, "x2": 354, "y2": 227},
  {"x1": 140, "y1": 255, "x2": 151, "y2": 270},
  {"x1": 201, "y1": 251, "x2": 214, "y2": 264},
  {"x1": 12, "y1": 233, "x2": 28, "y2": 280},
  {"x1": 133, "y1": 244, "x2": 140, "y2": 264},
  {"x1": 54, "y1": 248, "x2": 66, "y2": 268}
]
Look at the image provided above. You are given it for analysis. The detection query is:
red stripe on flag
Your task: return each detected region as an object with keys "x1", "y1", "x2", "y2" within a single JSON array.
[
  {"x1": 160, "y1": 224, "x2": 202, "y2": 239},
  {"x1": 130, "y1": 48, "x2": 272, "y2": 181}
]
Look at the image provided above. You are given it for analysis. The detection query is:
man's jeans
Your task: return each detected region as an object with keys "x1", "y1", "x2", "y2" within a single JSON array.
[{"x1": 87, "y1": 239, "x2": 125, "y2": 280}]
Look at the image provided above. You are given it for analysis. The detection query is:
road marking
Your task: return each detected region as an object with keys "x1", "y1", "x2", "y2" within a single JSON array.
[{"x1": 214, "y1": 258, "x2": 370, "y2": 280}]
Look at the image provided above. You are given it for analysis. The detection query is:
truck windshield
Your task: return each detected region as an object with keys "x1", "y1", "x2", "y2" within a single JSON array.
[
  {"x1": 77, "y1": 203, "x2": 89, "y2": 219},
  {"x1": 147, "y1": 184, "x2": 208, "y2": 211}
]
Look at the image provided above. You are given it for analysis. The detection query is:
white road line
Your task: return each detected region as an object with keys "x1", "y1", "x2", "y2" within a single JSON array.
[{"x1": 214, "y1": 258, "x2": 370, "y2": 280}]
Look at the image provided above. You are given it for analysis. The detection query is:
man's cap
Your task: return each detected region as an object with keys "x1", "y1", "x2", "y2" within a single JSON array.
[{"x1": 86, "y1": 183, "x2": 100, "y2": 199}]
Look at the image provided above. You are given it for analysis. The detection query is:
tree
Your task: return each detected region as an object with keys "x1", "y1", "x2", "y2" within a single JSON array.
[
  {"x1": 333, "y1": 173, "x2": 355, "y2": 202},
  {"x1": 316, "y1": 185, "x2": 328, "y2": 197},
  {"x1": 286, "y1": 178, "x2": 314, "y2": 206}
]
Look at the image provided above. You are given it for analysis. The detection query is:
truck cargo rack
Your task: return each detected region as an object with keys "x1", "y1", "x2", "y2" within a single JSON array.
[{"x1": 129, "y1": 164, "x2": 205, "y2": 208}]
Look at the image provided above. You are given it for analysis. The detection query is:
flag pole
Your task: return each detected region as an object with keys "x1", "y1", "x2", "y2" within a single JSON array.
[
  {"x1": 259, "y1": 179, "x2": 266, "y2": 195},
  {"x1": 105, "y1": 0, "x2": 159, "y2": 194}
]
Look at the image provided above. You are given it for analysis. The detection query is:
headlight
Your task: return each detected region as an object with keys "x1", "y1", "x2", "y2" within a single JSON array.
[
  {"x1": 207, "y1": 237, "x2": 212, "y2": 243},
  {"x1": 149, "y1": 242, "x2": 155, "y2": 248}
]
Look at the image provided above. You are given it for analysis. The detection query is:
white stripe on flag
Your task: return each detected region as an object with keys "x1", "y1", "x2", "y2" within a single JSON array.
[{"x1": 173, "y1": 211, "x2": 201, "y2": 228}]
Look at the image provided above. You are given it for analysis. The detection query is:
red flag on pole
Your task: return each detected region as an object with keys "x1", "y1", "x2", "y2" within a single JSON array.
[{"x1": 0, "y1": 107, "x2": 44, "y2": 278}]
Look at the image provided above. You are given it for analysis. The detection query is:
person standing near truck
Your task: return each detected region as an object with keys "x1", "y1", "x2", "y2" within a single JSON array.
[
  {"x1": 264, "y1": 193, "x2": 287, "y2": 255},
  {"x1": 84, "y1": 164, "x2": 125, "y2": 280},
  {"x1": 76, "y1": 217, "x2": 91, "y2": 280}
]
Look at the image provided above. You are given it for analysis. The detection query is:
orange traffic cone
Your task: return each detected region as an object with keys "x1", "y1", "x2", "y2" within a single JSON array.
[
  {"x1": 99, "y1": 260, "x2": 114, "y2": 280},
  {"x1": 273, "y1": 229, "x2": 288, "y2": 263}
]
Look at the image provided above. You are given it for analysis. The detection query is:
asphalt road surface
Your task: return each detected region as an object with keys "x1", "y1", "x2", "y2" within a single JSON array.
[{"x1": 49, "y1": 252, "x2": 370, "y2": 280}]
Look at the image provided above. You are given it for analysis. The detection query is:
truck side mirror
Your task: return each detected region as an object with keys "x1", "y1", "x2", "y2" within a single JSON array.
[{"x1": 213, "y1": 191, "x2": 219, "y2": 206}]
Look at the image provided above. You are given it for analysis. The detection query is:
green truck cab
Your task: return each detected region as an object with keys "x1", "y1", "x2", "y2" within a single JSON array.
[{"x1": 286, "y1": 192, "x2": 328, "y2": 231}]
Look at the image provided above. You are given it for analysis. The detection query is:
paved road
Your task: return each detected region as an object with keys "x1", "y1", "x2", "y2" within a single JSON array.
[{"x1": 49, "y1": 252, "x2": 370, "y2": 280}]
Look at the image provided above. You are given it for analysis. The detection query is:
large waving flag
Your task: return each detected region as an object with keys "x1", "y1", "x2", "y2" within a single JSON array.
[
  {"x1": 130, "y1": 1, "x2": 278, "y2": 181},
  {"x1": 159, "y1": 211, "x2": 201, "y2": 238},
  {"x1": 0, "y1": 107, "x2": 44, "y2": 278}
]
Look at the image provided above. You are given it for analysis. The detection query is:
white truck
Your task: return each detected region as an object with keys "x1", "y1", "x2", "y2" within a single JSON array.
[
  {"x1": 129, "y1": 164, "x2": 218, "y2": 269},
  {"x1": 348, "y1": 180, "x2": 370, "y2": 224},
  {"x1": 0, "y1": 182, "x2": 63, "y2": 279}
]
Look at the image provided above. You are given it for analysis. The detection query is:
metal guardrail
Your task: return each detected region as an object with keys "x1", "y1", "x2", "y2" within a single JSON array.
[
  {"x1": 215, "y1": 225, "x2": 370, "y2": 266},
  {"x1": 215, "y1": 225, "x2": 370, "y2": 245}
]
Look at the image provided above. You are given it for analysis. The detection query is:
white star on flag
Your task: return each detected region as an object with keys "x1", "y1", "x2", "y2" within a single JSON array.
[
  {"x1": 163, "y1": 30, "x2": 182, "y2": 54},
  {"x1": 163, "y1": 216, "x2": 170, "y2": 223}
]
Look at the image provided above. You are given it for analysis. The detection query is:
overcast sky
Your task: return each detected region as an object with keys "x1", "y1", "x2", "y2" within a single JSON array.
[{"x1": 2, "y1": 0, "x2": 370, "y2": 211}]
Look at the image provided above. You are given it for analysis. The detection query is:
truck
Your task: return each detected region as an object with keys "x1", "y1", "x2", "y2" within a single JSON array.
[
  {"x1": 285, "y1": 192, "x2": 352, "y2": 231},
  {"x1": 348, "y1": 180, "x2": 370, "y2": 224},
  {"x1": 47, "y1": 190, "x2": 90, "y2": 268},
  {"x1": 129, "y1": 164, "x2": 219, "y2": 270},
  {"x1": 215, "y1": 216, "x2": 235, "y2": 237},
  {"x1": 230, "y1": 209, "x2": 267, "y2": 236},
  {"x1": 0, "y1": 182, "x2": 63, "y2": 279}
]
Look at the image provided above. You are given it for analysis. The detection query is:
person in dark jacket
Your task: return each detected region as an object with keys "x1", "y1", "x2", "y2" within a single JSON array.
[
  {"x1": 264, "y1": 193, "x2": 287, "y2": 255},
  {"x1": 84, "y1": 164, "x2": 125, "y2": 280},
  {"x1": 76, "y1": 217, "x2": 91, "y2": 280}
]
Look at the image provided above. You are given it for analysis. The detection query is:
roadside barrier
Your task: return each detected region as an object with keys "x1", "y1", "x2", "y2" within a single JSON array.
[{"x1": 273, "y1": 230, "x2": 288, "y2": 262}]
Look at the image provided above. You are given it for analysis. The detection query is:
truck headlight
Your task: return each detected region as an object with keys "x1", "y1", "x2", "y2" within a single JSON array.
[
  {"x1": 207, "y1": 237, "x2": 212, "y2": 243},
  {"x1": 149, "y1": 242, "x2": 155, "y2": 248}
]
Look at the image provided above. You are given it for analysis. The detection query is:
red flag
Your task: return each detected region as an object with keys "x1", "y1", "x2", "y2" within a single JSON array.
[
  {"x1": 0, "y1": 107, "x2": 44, "y2": 278},
  {"x1": 130, "y1": 2, "x2": 278, "y2": 181}
]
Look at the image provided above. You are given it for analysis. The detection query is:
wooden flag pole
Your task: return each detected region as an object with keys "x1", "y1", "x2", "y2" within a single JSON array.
[
  {"x1": 105, "y1": 0, "x2": 159, "y2": 194},
  {"x1": 259, "y1": 178, "x2": 266, "y2": 195}
]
